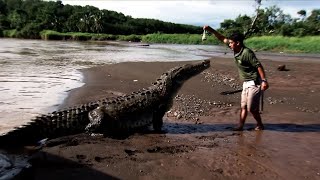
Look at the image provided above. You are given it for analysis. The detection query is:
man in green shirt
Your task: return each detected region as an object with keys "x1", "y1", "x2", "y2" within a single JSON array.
[{"x1": 203, "y1": 25, "x2": 269, "y2": 131}]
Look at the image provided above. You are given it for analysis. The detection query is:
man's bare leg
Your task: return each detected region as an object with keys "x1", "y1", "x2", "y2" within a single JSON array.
[
  {"x1": 233, "y1": 107, "x2": 247, "y2": 131},
  {"x1": 251, "y1": 110, "x2": 264, "y2": 130}
]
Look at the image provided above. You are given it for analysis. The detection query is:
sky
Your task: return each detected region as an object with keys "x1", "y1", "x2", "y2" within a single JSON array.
[{"x1": 61, "y1": 0, "x2": 319, "y2": 28}]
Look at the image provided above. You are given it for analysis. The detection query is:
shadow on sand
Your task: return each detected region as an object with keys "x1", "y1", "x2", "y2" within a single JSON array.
[
  {"x1": 13, "y1": 152, "x2": 121, "y2": 180},
  {"x1": 8, "y1": 122, "x2": 319, "y2": 179},
  {"x1": 162, "y1": 122, "x2": 320, "y2": 134}
]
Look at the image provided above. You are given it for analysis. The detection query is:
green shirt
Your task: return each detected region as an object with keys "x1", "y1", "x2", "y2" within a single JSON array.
[{"x1": 234, "y1": 47, "x2": 261, "y2": 81}]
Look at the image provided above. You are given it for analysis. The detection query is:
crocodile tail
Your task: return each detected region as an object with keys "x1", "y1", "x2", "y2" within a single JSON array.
[{"x1": 0, "y1": 106, "x2": 92, "y2": 147}]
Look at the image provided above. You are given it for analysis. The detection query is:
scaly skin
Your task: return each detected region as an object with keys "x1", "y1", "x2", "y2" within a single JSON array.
[{"x1": 0, "y1": 60, "x2": 210, "y2": 147}]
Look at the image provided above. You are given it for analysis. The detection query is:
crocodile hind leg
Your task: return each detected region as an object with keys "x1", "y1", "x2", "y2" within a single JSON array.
[{"x1": 152, "y1": 104, "x2": 166, "y2": 132}]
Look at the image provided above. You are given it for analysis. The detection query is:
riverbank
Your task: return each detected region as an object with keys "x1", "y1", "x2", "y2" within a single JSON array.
[
  {"x1": 3, "y1": 30, "x2": 320, "y2": 53},
  {"x1": 28, "y1": 56, "x2": 320, "y2": 179}
]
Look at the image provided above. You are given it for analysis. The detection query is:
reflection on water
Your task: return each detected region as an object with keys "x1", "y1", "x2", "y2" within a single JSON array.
[{"x1": 0, "y1": 38, "x2": 229, "y2": 134}]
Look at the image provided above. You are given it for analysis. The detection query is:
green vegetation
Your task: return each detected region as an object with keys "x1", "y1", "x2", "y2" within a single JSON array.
[
  {"x1": 245, "y1": 36, "x2": 320, "y2": 53},
  {"x1": 218, "y1": 6, "x2": 320, "y2": 38},
  {"x1": 0, "y1": 0, "x2": 319, "y2": 38},
  {"x1": 0, "y1": 0, "x2": 200, "y2": 38},
  {"x1": 3, "y1": 29, "x2": 17, "y2": 37},
  {"x1": 117, "y1": 34, "x2": 142, "y2": 42},
  {"x1": 37, "y1": 30, "x2": 320, "y2": 53},
  {"x1": 39, "y1": 30, "x2": 137, "y2": 41},
  {"x1": 143, "y1": 34, "x2": 320, "y2": 53},
  {"x1": 142, "y1": 33, "x2": 221, "y2": 45},
  {"x1": 40, "y1": 30, "x2": 100, "y2": 41},
  {"x1": 0, "y1": 0, "x2": 319, "y2": 53}
]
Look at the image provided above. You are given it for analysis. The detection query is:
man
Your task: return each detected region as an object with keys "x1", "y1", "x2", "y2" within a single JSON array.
[{"x1": 203, "y1": 25, "x2": 269, "y2": 131}]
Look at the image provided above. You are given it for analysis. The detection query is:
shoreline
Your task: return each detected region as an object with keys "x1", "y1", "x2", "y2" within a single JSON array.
[
  {"x1": 8, "y1": 56, "x2": 320, "y2": 179},
  {"x1": 2, "y1": 33, "x2": 320, "y2": 54},
  {"x1": 59, "y1": 60, "x2": 207, "y2": 109},
  {"x1": 60, "y1": 52, "x2": 320, "y2": 111},
  {"x1": 59, "y1": 51, "x2": 320, "y2": 110}
]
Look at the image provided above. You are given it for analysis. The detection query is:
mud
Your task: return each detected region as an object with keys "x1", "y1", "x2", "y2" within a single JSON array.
[{"x1": 5, "y1": 57, "x2": 320, "y2": 179}]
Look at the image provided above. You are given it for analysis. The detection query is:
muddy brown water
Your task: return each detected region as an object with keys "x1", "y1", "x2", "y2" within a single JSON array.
[
  {"x1": 0, "y1": 38, "x2": 229, "y2": 134},
  {"x1": 1, "y1": 38, "x2": 319, "y2": 134},
  {"x1": 0, "y1": 38, "x2": 320, "y2": 179}
]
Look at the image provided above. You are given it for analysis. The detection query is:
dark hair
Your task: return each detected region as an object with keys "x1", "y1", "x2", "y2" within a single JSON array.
[{"x1": 229, "y1": 32, "x2": 245, "y2": 45}]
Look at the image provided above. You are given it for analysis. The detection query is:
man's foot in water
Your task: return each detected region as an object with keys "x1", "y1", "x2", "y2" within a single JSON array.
[
  {"x1": 232, "y1": 126, "x2": 244, "y2": 131},
  {"x1": 254, "y1": 125, "x2": 265, "y2": 131}
]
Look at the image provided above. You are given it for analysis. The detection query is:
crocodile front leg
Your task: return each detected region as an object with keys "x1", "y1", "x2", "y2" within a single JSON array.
[
  {"x1": 85, "y1": 106, "x2": 105, "y2": 133},
  {"x1": 152, "y1": 104, "x2": 166, "y2": 132}
]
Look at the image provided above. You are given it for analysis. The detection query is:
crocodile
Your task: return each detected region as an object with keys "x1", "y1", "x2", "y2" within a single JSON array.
[{"x1": 0, "y1": 60, "x2": 210, "y2": 147}]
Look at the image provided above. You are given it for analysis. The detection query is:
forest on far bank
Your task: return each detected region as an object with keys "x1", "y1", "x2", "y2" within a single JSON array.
[{"x1": 0, "y1": 0, "x2": 319, "y2": 39}]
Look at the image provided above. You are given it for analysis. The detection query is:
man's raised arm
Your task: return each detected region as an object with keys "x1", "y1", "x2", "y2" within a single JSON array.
[{"x1": 203, "y1": 25, "x2": 229, "y2": 44}]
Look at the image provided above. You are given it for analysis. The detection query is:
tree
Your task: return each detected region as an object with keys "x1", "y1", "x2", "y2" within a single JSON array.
[
  {"x1": 0, "y1": 0, "x2": 7, "y2": 15},
  {"x1": 305, "y1": 9, "x2": 320, "y2": 35},
  {"x1": 1, "y1": 0, "x2": 317, "y2": 37},
  {"x1": 8, "y1": 9, "x2": 28, "y2": 30},
  {"x1": 297, "y1": 9, "x2": 307, "y2": 20}
]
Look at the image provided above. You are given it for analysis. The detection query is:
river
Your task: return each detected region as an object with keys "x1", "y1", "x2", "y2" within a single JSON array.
[
  {"x1": 1, "y1": 38, "x2": 320, "y2": 134},
  {"x1": 0, "y1": 38, "x2": 231, "y2": 134}
]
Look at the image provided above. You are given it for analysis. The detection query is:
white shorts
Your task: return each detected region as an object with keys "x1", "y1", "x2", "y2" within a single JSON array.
[{"x1": 241, "y1": 80, "x2": 261, "y2": 111}]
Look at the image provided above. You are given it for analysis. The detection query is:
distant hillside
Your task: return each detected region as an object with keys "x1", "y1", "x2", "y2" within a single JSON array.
[
  {"x1": 0, "y1": 0, "x2": 201, "y2": 39},
  {"x1": 0, "y1": 0, "x2": 318, "y2": 39}
]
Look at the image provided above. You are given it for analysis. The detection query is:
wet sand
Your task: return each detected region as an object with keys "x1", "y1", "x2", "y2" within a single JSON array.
[{"x1": 28, "y1": 57, "x2": 320, "y2": 179}]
